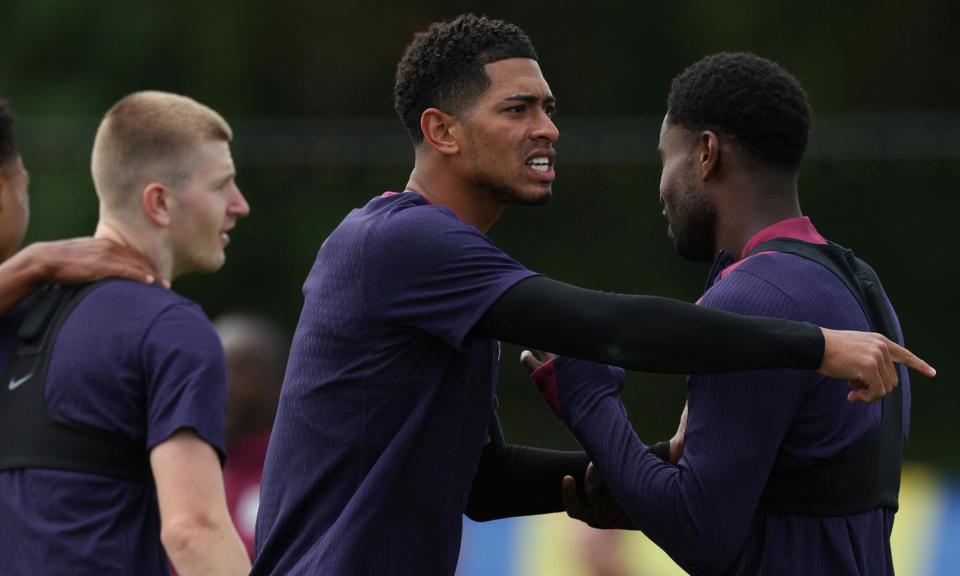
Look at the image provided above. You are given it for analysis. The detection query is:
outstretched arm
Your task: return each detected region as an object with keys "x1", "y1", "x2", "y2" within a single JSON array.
[
  {"x1": 476, "y1": 276, "x2": 933, "y2": 402},
  {"x1": 0, "y1": 238, "x2": 160, "y2": 314}
]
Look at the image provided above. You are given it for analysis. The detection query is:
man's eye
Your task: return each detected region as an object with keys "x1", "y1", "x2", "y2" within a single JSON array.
[
  {"x1": 507, "y1": 105, "x2": 525, "y2": 113},
  {"x1": 544, "y1": 105, "x2": 556, "y2": 117}
]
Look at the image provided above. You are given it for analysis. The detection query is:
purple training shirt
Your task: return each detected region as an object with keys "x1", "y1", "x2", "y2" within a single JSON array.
[
  {"x1": 0, "y1": 280, "x2": 227, "y2": 575},
  {"x1": 252, "y1": 192, "x2": 536, "y2": 575},
  {"x1": 555, "y1": 218, "x2": 910, "y2": 575}
]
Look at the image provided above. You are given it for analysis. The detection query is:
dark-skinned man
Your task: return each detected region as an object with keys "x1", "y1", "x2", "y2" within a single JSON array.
[{"x1": 528, "y1": 53, "x2": 915, "y2": 575}]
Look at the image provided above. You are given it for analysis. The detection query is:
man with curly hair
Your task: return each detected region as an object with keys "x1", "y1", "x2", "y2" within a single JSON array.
[
  {"x1": 530, "y1": 53, "x2": 910, "y2": 574},
  {"x1": 251, "y1": 17, "x2": 931, "y2": 576}
]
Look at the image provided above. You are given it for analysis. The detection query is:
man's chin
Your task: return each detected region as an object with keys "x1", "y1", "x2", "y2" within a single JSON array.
[
  {"x1": 181, "y1": 253, "x2": 227, "y2": 276},
  {"x1": 484, "y1": 180, "x2": 553, "y2": 207},
  {"x1": 509, "y1": 187, "x2": 553, "y2": 207}
]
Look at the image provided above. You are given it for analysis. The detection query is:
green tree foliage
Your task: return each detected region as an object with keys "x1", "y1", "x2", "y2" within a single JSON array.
[{"x1": 1, "y1": 0, "x2": 955, "y2": 467}]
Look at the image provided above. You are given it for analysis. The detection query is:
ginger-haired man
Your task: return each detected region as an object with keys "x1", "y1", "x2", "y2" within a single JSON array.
[{"x1": 0, "y1": 91, "x2": 250, "y2": 576}]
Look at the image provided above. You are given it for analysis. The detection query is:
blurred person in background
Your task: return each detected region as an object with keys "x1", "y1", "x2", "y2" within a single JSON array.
[
  {"x1": 251, "y1": 15, "x2": 930, "y2": 576},
  {"x1": 213, "y1": 312, "x2": 287, "y2": 559},
  {"x1": 0, "y1": 92, "x2": 251, "y2": 575},
  {"x1": 527, "y1": 53, "x2": 912, "y2": 575},
  {"x1": 0, "y1": 99, "x2": 159, "y2": 313}
]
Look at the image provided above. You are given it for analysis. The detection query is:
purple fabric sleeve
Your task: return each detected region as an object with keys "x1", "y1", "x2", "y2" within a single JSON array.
[
  {"x1": 362, "y1": 204, "x2": 536, "y2": 351},
  {"x1": 555, "y1": 272, "x2": 813, "y2": 574},
  {"x1": 143, "y1": 303, "x2": 227, "y2": 458}
]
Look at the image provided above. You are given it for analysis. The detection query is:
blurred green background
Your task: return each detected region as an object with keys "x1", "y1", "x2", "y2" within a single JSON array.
[{"x1": 2, "y1": 1, "x2": 954, "y2": 468}]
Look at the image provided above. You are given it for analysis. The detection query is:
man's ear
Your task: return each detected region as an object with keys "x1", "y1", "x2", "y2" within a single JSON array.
[
  {"x1": 419, "y1": 108, "x2": 461, "y2": 156},
  {"x1": 142, "y1": 183, "x2": 171, "y2": 227},
  {"x1": 697, "y1": 130, "x2": 721, "y2": 181}
]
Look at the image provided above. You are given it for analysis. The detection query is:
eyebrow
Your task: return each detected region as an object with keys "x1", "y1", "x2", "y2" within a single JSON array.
[
  {"x1": 504, "y1": 94, "x2": 557, "y2": 106},
  {"x1": 214, "y1": 171, "x2": 235, "y2": 187}
]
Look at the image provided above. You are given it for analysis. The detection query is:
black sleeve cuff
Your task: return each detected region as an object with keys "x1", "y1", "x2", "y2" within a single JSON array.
[{"x1": 649, "y1": 440, "x2": 671, "y2": 463}]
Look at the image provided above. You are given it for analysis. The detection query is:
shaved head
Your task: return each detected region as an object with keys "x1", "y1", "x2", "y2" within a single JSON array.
[{"x1": 91, "y1": 91, "x2": 232, "y2": 211}]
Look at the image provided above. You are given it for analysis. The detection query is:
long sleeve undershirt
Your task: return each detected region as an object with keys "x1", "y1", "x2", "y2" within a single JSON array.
[{"x1": 475, "y1": 276, "x2": 823, "y2": 375}]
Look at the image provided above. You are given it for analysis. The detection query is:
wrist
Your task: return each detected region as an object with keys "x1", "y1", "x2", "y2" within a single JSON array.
[
  {"x1": 812, "y1": 325, "x2": 828, "y2": 371},
  {"x1": 558, "y1": 360, "x2": 624, "y2": 422},
  {"x1": 649, "y1": 440, "x2": 671, "y2": 462},
  {"x1": 668, "y1": 436, "x2": 682, "y2": 464},
  {"x1": 8, "y1": 244, "x2": 50, "y2": 288}
]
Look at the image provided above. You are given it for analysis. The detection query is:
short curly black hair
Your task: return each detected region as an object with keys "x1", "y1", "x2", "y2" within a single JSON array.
[
  {"x1": 667, "y1": 52, "x2": 811, "y2": 172},
  {"x1": 0, "y1": 100, "x2": 18, "y2": 169},
  {"x1": 394, "y1": 13, "x2": 538, "y2": 144}
]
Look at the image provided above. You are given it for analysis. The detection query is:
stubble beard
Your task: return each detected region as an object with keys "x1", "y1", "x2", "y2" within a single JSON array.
[
  {"x1": 467, "y1": 133, "x2": 553, "y2": 207},
  {"x1": 473, "y1": 161, "x2": 553, "y2": 207},
  {"x1": 490, "y1": 182, "x2": 553, "y2": 206},
  {"x1": 667, "y1": 175, "x2": 716, "y2": 263}
]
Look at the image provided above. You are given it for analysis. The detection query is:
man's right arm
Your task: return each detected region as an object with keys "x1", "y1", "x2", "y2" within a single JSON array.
[
  {"x1": 151, "y1": 429, "x2": 251, "y2": 576},
  {"x1": 0, "y1": 238, "x2": 159, "y2": 314},
  {"x1": 476, "y1": 276, "x2": 934, "y2": 401},
  {"x1": 465, "y1": 413, "x2": 589, "y2": 521}
]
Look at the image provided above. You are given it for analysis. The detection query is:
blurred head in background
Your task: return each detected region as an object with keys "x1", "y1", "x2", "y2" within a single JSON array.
[{"x1": 213, "y1": 312, "x2": 287, "y2": 445}]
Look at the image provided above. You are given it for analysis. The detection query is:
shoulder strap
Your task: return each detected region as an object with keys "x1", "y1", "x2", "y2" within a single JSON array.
[
  {"x1": 749, "y1": 239, "x2": 902, "y2": 515},
  {"x1": 0, "y1": 282, "x2": 154, "y2": 484}
]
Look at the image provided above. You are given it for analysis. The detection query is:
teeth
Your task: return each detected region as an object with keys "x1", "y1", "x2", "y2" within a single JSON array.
[{"x1": 526, "y1": 157, "x2": 550, "y2": 172}]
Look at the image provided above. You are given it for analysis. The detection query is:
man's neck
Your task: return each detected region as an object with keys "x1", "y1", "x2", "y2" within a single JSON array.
[
  {"x1": 404, "y1": 160, "x2": 506, "y2": 234},
  {"x1": 94, "y1": 217, "x2": 173, "y2": 282},
  {"x1": 714, "y1": 173, "x2": 802, "y2": 260}
]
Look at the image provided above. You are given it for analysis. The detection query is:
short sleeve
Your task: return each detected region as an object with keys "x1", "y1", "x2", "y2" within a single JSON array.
[
  {"x1": 142, "y1": 303, "x2": 227, "y2": 458},
  {"x1": 362, "y1": 205, "x2": 537, "y2": 350}
]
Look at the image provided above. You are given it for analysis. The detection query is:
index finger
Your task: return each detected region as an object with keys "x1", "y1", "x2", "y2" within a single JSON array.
[{"x1": 888, "y1": 342, "x2": 936, "y2": 378}]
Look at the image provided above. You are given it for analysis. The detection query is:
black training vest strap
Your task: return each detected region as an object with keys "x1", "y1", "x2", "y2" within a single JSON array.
[
  {"x1": 0, "y1": 282, "x2": 154, "y2": 484},
  {"x1": 750, "y1": 239, "x2": 902, "y2": 516}
]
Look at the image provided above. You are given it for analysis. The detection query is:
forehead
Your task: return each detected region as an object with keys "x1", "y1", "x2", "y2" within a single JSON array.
[
  {"x1": 479, "y1": 58, "x2": 552, "y2": 101},
  {"x1": 659, "y1": 114, "x2": 690, "y2": 149},
  {"x1": 191, "y1": 139, "x2": 234, "y2": 174}
]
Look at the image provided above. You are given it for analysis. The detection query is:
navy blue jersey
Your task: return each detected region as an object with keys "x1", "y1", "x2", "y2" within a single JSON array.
[
  {"x1": 0, "y1": 280, "x2": 227, "y2": 575},
  {"x1": 253, "y1": 192, "x2": 536, "y2": 575},
  {"x1": 556, "y1": 218, "x2": 909, "y2": 575}
]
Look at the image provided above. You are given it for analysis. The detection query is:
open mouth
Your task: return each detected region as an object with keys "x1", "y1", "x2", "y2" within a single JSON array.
[{"x1": 525, "y1": 157, "x2": 552, "y2": 173}]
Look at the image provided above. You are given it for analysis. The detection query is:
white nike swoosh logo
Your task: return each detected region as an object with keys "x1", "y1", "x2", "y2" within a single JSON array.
[{"x1": 8, "y1": 373, "x2": 33, "y2": 391}]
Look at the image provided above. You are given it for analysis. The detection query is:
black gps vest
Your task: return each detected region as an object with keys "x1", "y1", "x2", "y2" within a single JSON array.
[
  {"x1": 750, "y1": 239, "x2": 903, "y2": 516},
  {"x1": 0, "y1": 282, "x2": 153, "y2": 484}
]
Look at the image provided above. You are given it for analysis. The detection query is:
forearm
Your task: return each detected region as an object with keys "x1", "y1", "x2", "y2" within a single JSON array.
[
  {"x1": 163, "y1": 518, "x2": 251, "y2": 575},
  {"x1": 477, "y1": 276, "x2": 823, "y2": 374},
  {"x1": 466, "y1": 442, "x2": 588, "y2": 521},
  {"x1": 550, "y1": 358, "x2": 757, "y2": 573},
  {"x1": 0, "y1": 247, "x2": 45, "y2": 315},
  {"x1": 570, "y1": 395, "x2": 745, "y2": 573}
]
